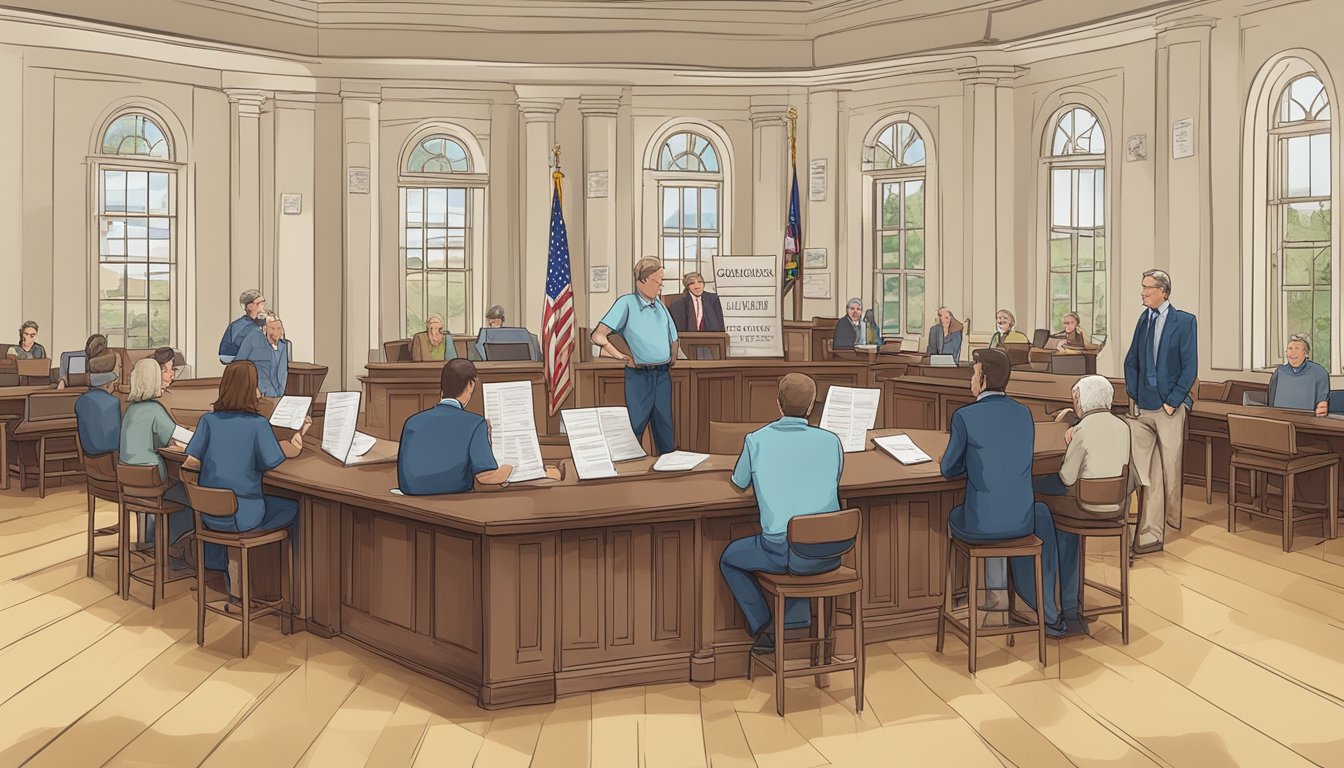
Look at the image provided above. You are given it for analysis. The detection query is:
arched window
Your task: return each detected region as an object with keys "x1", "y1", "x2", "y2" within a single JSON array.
[
  {"x1": 399, "y1": 133, "x2": 482, "y2": 336},
  {"x1": 655, "y1": 130, "x2": 722, "y2": 290},
  {"x1": 95, "y1": 111, "x2": 176, "y2": 348},
  {"x1": 870, "y1": 120, "x2": 926, "y2": 336},
  {"x1": 1045, "y1": 106, "x2": 1107, "y2": 340},
  {"x1": 1271, "y1": 75, "x2": 1332, "y2": 368}
]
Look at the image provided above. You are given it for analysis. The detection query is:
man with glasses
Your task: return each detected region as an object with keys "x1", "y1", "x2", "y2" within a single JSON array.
[{"x1": 591, "y1": 256, "x2": 681, "y2": 454}]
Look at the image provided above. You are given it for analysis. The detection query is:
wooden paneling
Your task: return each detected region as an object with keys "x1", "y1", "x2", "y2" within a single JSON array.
[
  {"x1": 483, "y1": 533, "x2": 557, "y2": 686},
  {"x1": 370, "y1": 515, "x2": 415, "y2": 630},
  {"x1": 560, "y1": 530, "x2": 604, "y2": 654},
  {"x1": 305, "y1": 497, "x2": 341, "y2": 635},
  {"x1": 862, "y1": 499, "x2": 897, "y2": 610},
  {"x1": 434, "y1": 530, "x2": 480, "y2": 653},
  {"x1": 608, "y1": 528, "x2": 635, "y2": 648},
  {"x1": 887, "y1": 384, "x2": 938, "y2": 430}
]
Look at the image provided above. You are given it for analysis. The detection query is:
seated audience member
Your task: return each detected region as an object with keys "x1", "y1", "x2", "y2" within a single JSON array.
[
  {"x1": 183, "y1": 362, "x2": 308, "y2": 602},
  {"x1": 151, "y1": 346, "x2": 178, "y2": 390},
  {"x1": 1268, "y1": 333, "x2": 1329, "y2": 415},
  {"x1": 720, "y1": 373, "x2": 850, "y2": 653},
  {"x1": 397, "y1": 359, "x2": 559, "y2": 494},
  {"x1": 669, "y1": 272, "x2": 726, "y2": 333},
  {"x1": 926, "y1": 306, "x2": 965, "y2": 361},
  {"x1": 236, "y1": 313, "x2": 290, "y2": 397},
  {"x1": 218, "y1": 289, "x2": 267, "y2": 364},
  {"x1": 8, "y1": 320, "x2": 46, "y2": 359},
  {"x1": 988, "y1": 309, "x2": 1030, "y2": 348},
  {"x1": 484, "y1": 305, "x2": 507, "y2": 328},
  {"x1": 1030, "y1": 375, "x2": 1133, "y2": 636},
  {"x1": 1054, "y1": 311, "x2": 1089, "y2": 350},
  {"x1": 74, "y1": 338, "x2": 122, "y2": 457},
  {"x1": 120, "y1": 358, "x2": 194, "y2": 551},
  {"x1": 941, "y1": 348, "x2": 1065, "y2": 636},
  {"x1": 411, "y1": 314, "x2": 458, "y2": 362},
  {"x1": 832, "y1": 298, "x2": 882, "y2": 350}
]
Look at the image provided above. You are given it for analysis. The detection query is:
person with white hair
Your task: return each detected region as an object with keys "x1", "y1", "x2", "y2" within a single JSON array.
[
  {"x1": 236, "y1": 313, "x2": 291, "y2": 397},
  {"x1": 1268, "y1": 333, "x2": 1329, "y2": 415},
  {"x1": 218, "y1": 288, "x2": 268, "y2": 364},
  {"x1": 832, "y1": 297, "x2": 881, "y2": 350},
  {"x1": 120, "y1": 357, "x2": 194, "y2": 554},
  {"x1": 1027, "y1": 374, "x2": 1133, "y2": 636}
]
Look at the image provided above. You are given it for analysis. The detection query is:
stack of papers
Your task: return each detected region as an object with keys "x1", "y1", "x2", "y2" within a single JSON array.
[
  {"x1": 819, "y1": 386, "x2": 881, "y2": 452},
  {"x1": 171, "y1": 424, "x2": 194, "y2": 446},
  {"x1": 652, "y1": 451, "x2": 710, "y2": 472},
  {"x1": 560, "y1": 407, "x2": 647, "y2": 479},
  {"x1": 873, "y1": 434, "x2": 933, "y2": 465},
  {"x1": 269, "y1": 396, "x2": 312, "y2": 430},
  {"x1": 483, "y1": 381, "x2": 546, "y2": 482}
]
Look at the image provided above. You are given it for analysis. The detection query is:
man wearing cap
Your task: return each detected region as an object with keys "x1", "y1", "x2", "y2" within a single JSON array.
[{"x1": 218, "y1": 289, "x2": 267, "y2": 364}]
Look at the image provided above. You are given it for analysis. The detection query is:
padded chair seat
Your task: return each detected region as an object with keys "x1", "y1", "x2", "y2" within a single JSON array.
[
  {"x1": 1231, "y1": 446, "x2": 1334, "y2": 474},
  {"x1": 1053, "y1": 515, "x2": 1127, "y2": 531},
  {"x1": 756, "y1": 566, "x2": 859, "y2": 590}
]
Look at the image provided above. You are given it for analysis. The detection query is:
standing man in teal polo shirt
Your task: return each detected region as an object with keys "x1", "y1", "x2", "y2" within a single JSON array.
[{"x1": 591, "y1": 256, "x2": 681, "y2": 454}]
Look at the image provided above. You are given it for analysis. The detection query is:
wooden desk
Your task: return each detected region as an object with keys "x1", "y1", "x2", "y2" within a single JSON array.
[
  {"x1": 1185, "y1": 400, "x2": 1343, "y2": 498},
  {"x1": 362, "y1": 361, "x2": 552, "y2": 440},
  {"x1": 883, "y1": 371, "x2": 1129, "y2": 430},
  {"x1": 240, "y1": 420, "x2": 1066, "y2": 709}
]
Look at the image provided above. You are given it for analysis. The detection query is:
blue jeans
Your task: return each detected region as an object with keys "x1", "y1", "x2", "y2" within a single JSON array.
[
  {"x1": 950, "y1": 501, "x2": 1064, "y2": 630},
  {"x1": 1027, "y1": 474, "x2": 1086, "y2": 621},
  {"x1": 201, "y1": 495, "x2": 299, "y2": 575},
  {"x1": 143, "y1": 481, "x2": 196, "y2": 549},
  {"x1": 624, "y1": 366, "x2": 674, "y2": 454},
  {"x1": 720, "y1": 534, "x2": 852, "y2": 636}
]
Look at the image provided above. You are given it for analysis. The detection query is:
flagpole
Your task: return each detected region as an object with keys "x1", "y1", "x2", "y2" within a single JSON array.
[
  {"x1": 787, "y1": 107, "x2": 803, "y2": 322},
  {"x1": 552, "y1": 143, "x2": 564, "y2": 202}
]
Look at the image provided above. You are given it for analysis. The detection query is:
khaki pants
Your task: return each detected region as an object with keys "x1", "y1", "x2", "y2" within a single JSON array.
[{"x1": 1128, "y1": 406, "x2": 1186, "y2": 548}]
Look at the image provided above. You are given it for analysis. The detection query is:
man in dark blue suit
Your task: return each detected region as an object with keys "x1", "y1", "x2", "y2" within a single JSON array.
[
  {"x1": 1123, "y1": 268, "x2": 1197, "y2": 554},
  {"x1": 398, "y1": 359, "x2": 521, "y2": 494},
  {"x1": 941, "y1": 348, "x2": 1068, "y2": 636}
]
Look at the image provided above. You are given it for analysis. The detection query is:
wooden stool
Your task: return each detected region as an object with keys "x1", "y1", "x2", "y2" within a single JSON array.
[
  {"x1": 936, "y1": 534, "x2": 1046, "y2": 674},
  {"x1": 184, "y1": 481, "x2": 292, "y2": 658},
  {"x1": 748, "y1": 508, "x2": 864, "y2": 717},
  {"x1": 116, "y1": 464, "x2": 192, "y2": 607},
  {"x1": 1187, "y1": 426, "x2": 1220, "y2": 504},
  {"x1": 1045, "y1": 467, "x2": 1134, "y2": 644},
  {"x1": 1227, "y1": 414, "x2": 1339, "y2": 552},
  {"x1": 79, "y1": 441, "x2": 121, "y2": 579}
]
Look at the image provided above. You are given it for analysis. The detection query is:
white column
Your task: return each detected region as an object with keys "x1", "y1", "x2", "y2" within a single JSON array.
[
  {"x1": 958, "y1": 66, "x2": 1025, "y2": 338},
  {"x1": 273, "y1": 95, "x2": 318, "y2": 363},
  {"x1": 226, "y1": 88, "x2": 268, "y2": 304},
  {"x1": 749, "y1": 102, "x2": 789, "y2": 258},
  {"x1": 581, "y1": 95, "x2": 621, "y2": 329},
  {"x1": 0, "y1": 45, "x2": 22, "y2": 335},
  {"x1": 341, "y1": 84, "x2": 381, "y2": 388},
  {"x1": 518, "y1": 97, "x2": 563, "y2": 334},
  {"x1": 807, "y1": 89, "x2": 840, "y2": 317}
]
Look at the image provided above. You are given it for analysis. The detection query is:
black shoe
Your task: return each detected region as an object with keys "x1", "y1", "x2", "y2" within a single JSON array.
[
  {"x1": 751, "y1": 629, "x2": 775, "y2": 654},
  {"x1": 1061, "y1": 616, "x2": 1092, "y2": 637}
]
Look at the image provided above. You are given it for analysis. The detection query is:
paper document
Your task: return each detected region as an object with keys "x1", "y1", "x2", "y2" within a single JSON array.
[
  {"x1": 820, "y1": 386, "x2": 882, "y2": 452},
  {"x1": 561, "y1": 409, "x2": 618, "y2": 479},
  {"x1": 389, "y1": 488, "x2": 405, "y2": 496},
  {"x1": 171, "y1": 425, "x2": 194, "y2": 446},
  {"x1": 350, "y1": 431, "x2": 376, "y2": 458},
  {"x1": 873, "y1": 434, "x2": 934, "y2": 465},
  {"x1": 596, "y1": 407, "x2": 646, "y2": 462},
  {"x1": 269, "y1": 396, "x2": 312, "y2": 430},
  {"x1": 653, "y1": 451, "x2": 710, "y2": 472},
  {"x1": 322, "y1": 391, "x2": 362, "y2": 463},
  {"x1": 483, "y1": 381, "x2": 546, "y2": 482}
]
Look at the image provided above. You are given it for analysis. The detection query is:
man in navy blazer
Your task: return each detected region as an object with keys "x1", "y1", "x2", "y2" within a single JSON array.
[
  {"x1": 941, "y1": 348, "x2": 1068, "y2": 635},
  {"x1": 1123, "y1": 268, "x2": 1197, "y2": 554},
  {"x1": 668, "y1": 272, "x2": 726, "y2": 334}
]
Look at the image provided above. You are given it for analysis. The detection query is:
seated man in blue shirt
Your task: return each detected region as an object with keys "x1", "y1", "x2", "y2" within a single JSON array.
[
  {"x1": 218, "y1": 288, "x2": 267, "y2": 364},
  {"x1": 74, "y1": 335, "x2": 122, "y2": 457},
  {"x1": 236, "y1": 313, "x2": 290, "y2": 398},
  {"x1": 397, "y1": 359, "x2": 559, "y2": 494},
  {"x1": 720, "y1": 373, "x2": 851, "y2": 653},
  {"x1": 1268, "y1": 333, "x2": 1329, "y2": 415}
]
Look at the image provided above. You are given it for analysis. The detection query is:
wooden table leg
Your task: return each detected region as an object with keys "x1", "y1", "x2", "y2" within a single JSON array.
[{"x1": 0, "y1": 426, "x2": 8, "y2": 491}]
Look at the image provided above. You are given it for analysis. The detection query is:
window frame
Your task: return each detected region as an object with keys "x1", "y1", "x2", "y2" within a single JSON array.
[
  {"x1": 1042, "y1": 105, "x2": 1109, "y2": 343},
  {"x1": 641, "y1": 123, "x2": 731, "y2": 296}
]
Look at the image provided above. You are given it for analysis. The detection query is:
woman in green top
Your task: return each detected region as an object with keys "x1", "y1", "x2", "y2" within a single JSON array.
[
  {"x1": 410, "y1": 313, "x2": 458, "y2": 362},
  {"x1": 120, "y1": 357, "x2": 194, "y2": 549},
  {"x1": 988, "y1": 309, "x2": 1030, "y2": 348}
]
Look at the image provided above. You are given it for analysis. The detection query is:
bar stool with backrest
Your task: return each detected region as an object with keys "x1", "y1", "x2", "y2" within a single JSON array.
[
  {"x1": 936, "y1": 532, "x2": 1047, "y2": 675},
  {"x1": 78, "y1": 438, "x2": 121, "y2": 579},
  {"x1": 116, "y1": 463, "x2": 192, "y2": 607},
  {"x1": 1047, "y1": 466, "x2": 1133, "y2": 644},
  {"x1": 1186, "y1": 380, "x2": 1226, "y2": 504},
  {"x1": 748, "y1": 508, "x2": 864, "y2": 717},
  {"x1": 1227, "y1": 413, "x2": 1339, "y2": 552},
  {"x1": 19, "y1": 390, "x2": 84, "y2": 498},
  {"x1": 183, "y1": 479, "x2": 292, "y2": 657}
]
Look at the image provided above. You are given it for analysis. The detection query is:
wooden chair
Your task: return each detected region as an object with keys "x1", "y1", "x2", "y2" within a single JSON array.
[
  {"x1": 116, "y1": 463, "x2": 191, "y2": 607},
  {"x1": 749, "y1": 508, "x2": 864, "y2": 716},
  {"x1": 1188, "y1": 380, "x2": 1229, "y2": 504},
  {"x1": 184, "y1": 480, "x2": 293, "y2": 658},
  {"x1": 78, "y1": 439, "x2": 121, "y2": 579},
  {"x1": 707, "y1": 421, "x2": 767, "y2": 455},
  {"x1": 382, "y1": 339, "x2": 412, "y2": 363},
  {"x1": 937, "y1": 534, "x2": 1047, "y2": 674},
  {"x1": 23, "y1": 390, "x2": 84, "y2": 498},
  {"x1": 1047, "y1": 467, "x2": 1132, "y2": 644},
  {"x1": 1001, "y1": 342, "x2": 1031, "y2": 367},
  {"x1": 1227, "y1": 413, "x2": 1339, "y2": 552}
]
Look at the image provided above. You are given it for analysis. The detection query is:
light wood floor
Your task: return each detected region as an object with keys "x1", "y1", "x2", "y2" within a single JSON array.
[{"x1": 3, "y1": 485, "x2": 1344, "y2": 767}]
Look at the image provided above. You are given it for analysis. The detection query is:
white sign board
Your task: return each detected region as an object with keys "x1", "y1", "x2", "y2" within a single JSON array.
[
  {"x1": 589, "y1": 265, "x2": 609, "y2": 293},
  {"x1": 808, "y1": 158, "x2": 827, "y2": 201},
  {"x1": 1171, "y1": 118, "x2": 1195, "y2": 160},
  {"x1": 586, "y1": 171, "x2": 609, "y2": 198},
  {"x1": 714, "y1": 255, "x2": 782, "y2": 357}
]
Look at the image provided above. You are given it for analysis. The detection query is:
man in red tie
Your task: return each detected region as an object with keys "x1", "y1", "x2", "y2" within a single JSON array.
[{"x1": 670, "y1": 271, "x2": 726, "y2": 333}]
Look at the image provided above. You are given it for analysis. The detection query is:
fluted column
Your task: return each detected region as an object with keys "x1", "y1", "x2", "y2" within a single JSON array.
[
  {"x1": 226, "y1": 88, "x2": 268, "y2": 304},
  {"x1": 580, "y1": 95, "x2": 621, "y2": 328},
  {"x1": 750, "y1": 102, "x2": 790, "y2": 258},
  {"x1": 518, "y1": 97, "x2": 563, "y2": 333},
  {"x1": 341, "y1": 83, "x2": 381, "y2": 388}
]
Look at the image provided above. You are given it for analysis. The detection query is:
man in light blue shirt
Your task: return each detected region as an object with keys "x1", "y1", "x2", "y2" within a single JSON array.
[
  {"x1": 591, "y1": 257, "x2": 681, "y2": 454},
  {"x1": 720, "y1": 373, "x2": 851, "y2": 653}
]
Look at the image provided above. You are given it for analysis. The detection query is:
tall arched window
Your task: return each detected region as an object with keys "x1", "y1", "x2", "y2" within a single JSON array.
[
  {"x1": 655, "y1": 130, "x2": 722, "y2": 291},
  {"x1": 1046, "y1": 106, "x2": 1107, "y2": 339},
  {"x1": 95, "y1": 112, "x2": 176, "y2": 348},
  {"x1": 870, "y1": 120, "x2": 926, "y2": 336},
  {"x1": 1272, "y1": 75, "x2": 1332, "y2": 368},
  {"x1": 400, "y1": 133, "x2": 482, "y2": 336}
]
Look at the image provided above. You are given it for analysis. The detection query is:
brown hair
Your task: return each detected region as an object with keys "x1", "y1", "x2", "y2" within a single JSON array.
[
  {"x1": 682, "y1": 271, "x2": 705, "y2": 288},
  {"x1": 440, "y1": 358, "x2": 479, "y2": 400},
  {"x1": 634, "y1": 256, "x2": 663, "y2": 283},
  {"x1": 777, "y1": 372, "x2": 817, "y2": 418},
  {"x1": 973, "y1": 348, "x2": 1012, "y2": 392},
  {"x1": 938, "y1": 307, "x2": 965, "y2": 335},
  {"x1": 151, "y1": 346, "x2": 175, "y2": 367},
  {"x1": 214, "y1": 361, "x2": 262, "y2": 414}
]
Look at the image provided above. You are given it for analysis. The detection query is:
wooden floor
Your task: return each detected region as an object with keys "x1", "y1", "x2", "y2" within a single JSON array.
[{"x1": 3, "y1": 486, "x2": 1344, "y2": 767}]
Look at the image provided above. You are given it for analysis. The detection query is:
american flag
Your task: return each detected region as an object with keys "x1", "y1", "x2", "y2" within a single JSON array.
[{"x1": 541, "y1": 183, "x2": 575, "y2": 415}]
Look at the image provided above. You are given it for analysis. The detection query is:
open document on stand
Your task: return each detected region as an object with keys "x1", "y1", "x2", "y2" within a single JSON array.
[
  {"x1": 820, "y1": 386, "x2": 881, "y2": 452},
  {"x1": 321, "y1": 391, "x2": 361, "y2": 464},
  {"x1": 483, "y1": 381, "x2": 545, "y2": 482},
  {"x1": 561, "y1": 409, "x2": 618, "y2": 479},
  {"x1": 269, "y1": 395, "x2": 312, "y2": 430},
  {"x1": 873, "y1": 433, "x2": 933, "y2": 465},
  {"x1": 595, "y1": 407, "x2": 646, "y2": 461}
]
